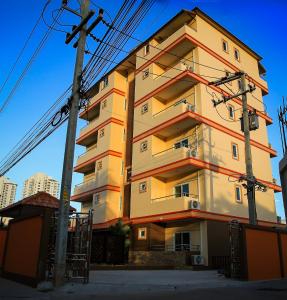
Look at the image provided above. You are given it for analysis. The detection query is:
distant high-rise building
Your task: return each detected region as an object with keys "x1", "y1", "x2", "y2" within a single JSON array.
[
  {"x1": 22, "y1": 172, "x2": 59, "y2": 198},
  {"x1": 0, "y1": 176, "x2": 17, "y2": 209}
]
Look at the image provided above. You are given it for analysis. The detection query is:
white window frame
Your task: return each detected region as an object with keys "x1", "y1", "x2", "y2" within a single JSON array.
[
  {"x1": 140, "y1": 140, "x2": 148, "y2": 152},
  {"x1": 232, "y1": 143, "x2": 239, "y2": 160},
  {"x1": 142, "y1": 68, "x2": 149, "y2": 79},
  {"x1": 138, "y1": 227, "x2": 147, "y2": 240},
  {"x1": 174, "y1": 183, "x2": 189, "y2": 197},
  {"x1": 143, "y1": 44, "x2": 150, "y2": 56},
  {"x1": 227, "y1": 104, "x2": 235, "y2": 120},
  {"x1": 235, "y1": 185, "x2": 242, "y2": 203},
  {"x1": 141, "y1": 103, "x2": 148, "y2": 114},
  {"x1": 234, "y1": 48, "x2": 240, "y2": 61},
  {"x1": 139, "y1": 181, "x2": 147, "y2": 193},
  {"x1": 222, "y1": 39, "x2": 229, "y2": 53}
]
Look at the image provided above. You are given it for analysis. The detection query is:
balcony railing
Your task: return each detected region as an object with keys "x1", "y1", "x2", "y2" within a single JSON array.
[
  {"x1": 78, "y1": 143, "x2": 98, "y2": 158},
  {"x1": 150, "y1": 244, "x2": 200, "y2": 252},
  {"x1": 74, "y1": 175, "x2": 97, "y2": 195},
  {"x1": 153, "y1": 98, "x2": 195, "y2": 118},
  {"x1": 151, "y1": 193, "x2": 198, "y2": 203},
  {"x1": 152, "y1": 142, "x2": 198, "y2": 159}
]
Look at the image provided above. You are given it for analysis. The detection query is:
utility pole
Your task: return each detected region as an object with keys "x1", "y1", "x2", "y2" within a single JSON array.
[
  {"x1": 240, "y1": 73, "x2": 257, "y2": 225},
  {"x1": 54, "y1": 0, "x2": 90, "y2": 287},
  {"x1": 209, "y1": 71, "x2": 262, "y2": 225}
]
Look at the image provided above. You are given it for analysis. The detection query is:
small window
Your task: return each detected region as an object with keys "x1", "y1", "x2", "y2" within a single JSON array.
[
  {"x1": 138, "y1": 227, "x2": 147, "y2": 240},
  {"x1": 238, "y1": 79, "x2": 242, "y2": 91},
  {"x1": 232, "y1": 143, "x2": 239, "y2": 160},
  {"x1": 139, "y1": 181, "x2": 147, "y2": 193},
  {"x1": 93, "y1": 193, "x2": 100, "y2": 205},
  {"x1": 234, "y1": 48, "x2": 240, "y2": 61},
  {"x1": 222, "y1": 39, "x2": 229, "y2": 53},
  {"x1": 174, "y1": 183, "x2": 189, "y2": 197},
  {"x1": 97, "y1": 161, "x2": 102, "y2": 170},
  {"x1": 235, "y1": 186, "x2": 242, "y2": 203},
  {"x1": 174, "y1": 138, "x2": 189, "y2": 149},
  {"x1": 102, "y1": 99, "x2": 107, "y2": 109},
  {"x1": 227, "y1": 105, "x2": 235, "y2": 120},
  {"x1": 102, "y1": 76, "x2": 109, "y2": 89},
  {"x1": 143, "y1": 44, "x2": 150, "y2": 56},
  {"x1": 142, "y1": 69, "x2": 149, "y2": 79},
  {"x1": 140, "y1": 140, "x2": 148, "y2": 152},
  {"x1": 141, "y1": 103, "x2": 148, "y2": 114},
  {"x1": 99, "y1": 128, "x2": 105, "y2": 138}
]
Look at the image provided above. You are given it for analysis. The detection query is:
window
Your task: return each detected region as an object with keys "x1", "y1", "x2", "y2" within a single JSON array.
[
  {"x1": 139, "y1": 181, "x2": 147, "y2": 193},
  {"x1": 232, "y1": 143, "x2": 239, "y2": 160},
  {"x1": 175, "y1": 232, "x2": 190, "y2": 251},
  {"x1": 143, "y1": 44, "x2": 150, "y2": 56},
  {"x1": 138, "y1": 228, "x2": 147, "y2": 240},
  {"x1": 222, "y1": 39, "x2": 229, "y2": 53},
  {"x1": 174, "y1": 138, "x2": 189, "y2": 149},
  {"x1": 142, "y1": 68, "x2": 149, "y2": 79},
  {"x1": 102, "y1": 76, "x2": 109, "y2": 89},
  {"x1": 227, "y1": 104, "x2": 235, "y2": 120},
  {"x1": 126, "y1": 167, "x2": 132, "y2": 182},
  {"x1": 174, "y1": 183, "x2": 189, "y2": 197},
  {"x1": 234, "y1": 48, "x2": 240, "y2": 61},
  {"x1": 235, "y1": 185, "x2": 242, "y2": 203},
  {"x1": 141, "y1": 103, "x2": 148, "y2": 114},
  {"x1": 140, "y1": 140, "x2": 148, "y2": 152},
  {"x1": 99, "y1": 128, "x2": 105, "y2": 138},
  {"x1": 238, "y1": 79, "x2": 242, "y2": 91},
  {"x1": 93, "y1": 193, "x2": 100, "y2": 205},
  {"x1": 102, "y1": 99, "x2": 107, "y2": 109},
  {"x1": 97, "y1": 161, "x2": 102, "y2": 170}
]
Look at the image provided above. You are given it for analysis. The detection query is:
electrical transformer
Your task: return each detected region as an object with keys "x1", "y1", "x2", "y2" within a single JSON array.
[{"x1": 240, "y1": 111, "x2": 259, "y2": 132}]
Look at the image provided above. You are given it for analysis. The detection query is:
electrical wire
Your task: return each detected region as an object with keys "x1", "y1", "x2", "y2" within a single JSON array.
[{"x1": 0, "y1": 0, "x2": 51, "y2": 98}]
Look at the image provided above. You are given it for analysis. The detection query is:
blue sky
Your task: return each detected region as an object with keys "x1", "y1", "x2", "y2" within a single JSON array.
[{"x1": 0, "y1": 0, "x2": 286, "y2": 217}]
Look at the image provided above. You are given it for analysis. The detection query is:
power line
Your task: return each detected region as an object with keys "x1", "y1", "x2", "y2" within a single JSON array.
[
  {"x1": 0, "y1": 0, "x2": 51, "y2": 98},
  {"x1": 0, "y1": 5, "x2": 64, "y2": 114}
]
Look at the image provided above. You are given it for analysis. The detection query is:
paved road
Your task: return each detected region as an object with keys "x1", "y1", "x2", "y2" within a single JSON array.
[{"x1": 1, "y1": 270, "x2": 287, "y2": 299}]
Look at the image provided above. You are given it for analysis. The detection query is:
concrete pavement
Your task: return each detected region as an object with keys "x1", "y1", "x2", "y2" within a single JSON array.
[{"x1": 1, "y1": 270, "x2": 287, "y2": 299}]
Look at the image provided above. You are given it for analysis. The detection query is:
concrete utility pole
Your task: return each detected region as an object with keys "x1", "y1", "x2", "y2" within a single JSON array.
[
  {"x1": 240, "y1": 73, "x2": 257, "y2": 225},
  {"x1": 209, "y1": 71, "x2": 261, "y2": 225},
  {"x1": 54, "y1": 0, "x2": 90, "y2": 287}
]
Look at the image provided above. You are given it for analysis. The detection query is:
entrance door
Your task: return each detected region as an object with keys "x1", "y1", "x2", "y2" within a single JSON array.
[{"x1": 174, "y1": 232, "x2": 191, "y2": 251}]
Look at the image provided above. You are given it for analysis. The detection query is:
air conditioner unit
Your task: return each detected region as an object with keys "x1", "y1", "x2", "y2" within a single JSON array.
[
  {"x1": 192, "y1": 255, "x2": 204, "y2": 266},
  {"x1": 189, "y1": 199, "x2": 200, "y2": 210},
  {"x1": 188, "y1": 148, "x2": 197, "y2": 157},
  {"x1": 187, "y1": 104, "x2": 195, "y2": 112},
  {"x1": 186, "y1": 65, "x2": 194, "y2": 72}
]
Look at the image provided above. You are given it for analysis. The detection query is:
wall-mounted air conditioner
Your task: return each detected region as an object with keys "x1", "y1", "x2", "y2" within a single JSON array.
[
  {"x1": 187, "y1": 148, "x2": 197, "y2": 157},
  {"x1": 189, "y1": 199, "x2": 200, "y2": 210},
  {"x1": 187, "y1": 104, "x2": 195, "y2": 112},
  {"x1": 191, "y1": 255, "x2": 204, "y2": 265}
]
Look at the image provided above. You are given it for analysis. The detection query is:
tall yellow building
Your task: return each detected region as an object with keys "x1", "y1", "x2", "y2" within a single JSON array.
[{"x1": 72, "y1": 8, "x2": 281, "y2": 265}]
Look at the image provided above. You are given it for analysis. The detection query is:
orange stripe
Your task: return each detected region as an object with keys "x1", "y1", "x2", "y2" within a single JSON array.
[
  {"x1": 131, "y1": 156, "x2": 281, "y2": 192},
  {"x1": 135, "y1": 32, "x2": 268, "y2": 94},
  {"x1": 74, "y1": 150, "x2": 122, "y2": 172},
  {"x1": 71, "y1": 184, "x2": 121, "y2": 201},
  {"x1": 134, "y1": 71, "x2": 272, "y2": 124},
  {"x1": 79, "y1": 88, "x2": 125, "y2": 118},
  {"x1": 130, "y1": 208, "x2": 280, "y2": 227},
  {"x1": 77, "y1": 117, "x2": 124, "y2": 145},
  {"x1": 132, "y1": 111, "x2": 276, "y2": 157}
]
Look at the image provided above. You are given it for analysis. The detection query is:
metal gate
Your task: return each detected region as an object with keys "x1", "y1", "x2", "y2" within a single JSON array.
[
  {"x1": 46, "y1": 211, "x2": 93, "y2": 283},
  {"x1": 229, "y1": 220, "x2": 243, "y2": 279}
]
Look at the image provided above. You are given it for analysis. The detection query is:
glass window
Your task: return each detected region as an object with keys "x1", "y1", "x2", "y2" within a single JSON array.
[
  {"x1": 235, "y1": 186, "x2": 242, "y2": 203},
  {"x1": 138, "y1": 228, "x2": 147, "y2": 240},
  {"x1": 232, "y1": 143, "x2": 238, "y2": 159},
  {"x1": 175, "y1": 232, "x2": 190, "y2": 251},
  {"x1": 143, "y1": 44, "x2": 150, "y2": 56},
  {"x1": 222, "y1": 40, "x2": 229, "y2": 52},
  {"x1": 175, "y1": 183, "x2": 189, "y2": 197},
  {"x1": 234, "y1": 48, "x2": 240, "y2": 61},
  {"x1": 142, "y1": 69, "x2": 149, "y2": 79},
  {"x1": 227, "y1": 105, "x2": 235, "y2": 119},
  {"x1": 174, "y1": 138, "x2": 189, "y2": 149},
  {"x1": 139, "y1": 182, "x2": 147, "y2": 193}
]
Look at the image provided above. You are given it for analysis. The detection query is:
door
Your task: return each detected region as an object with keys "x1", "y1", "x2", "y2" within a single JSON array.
[{"x1": 174, "y1": 232, "x2": 191, "y2": 251}]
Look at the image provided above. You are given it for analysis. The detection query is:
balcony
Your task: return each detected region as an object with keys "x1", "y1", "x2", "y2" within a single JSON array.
[
  {"x1": 137, "y1": 60, "x2": 199, "y2": 102},
  {"x1": 73, "y1": 175, "x2": 97, "y2": 200},
  {"x1": 148, "y1": 194, "x2": 199, "y2": 216},
  {"x1": 75, "y1": 144, "x2": 98, "y2": 173},
  {"x1": 152, "y1": 100, "x2": 199, "y2": 139}
]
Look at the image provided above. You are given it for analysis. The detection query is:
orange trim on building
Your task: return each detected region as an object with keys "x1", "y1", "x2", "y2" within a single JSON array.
[
  {"x1": 134, "y1": 70, "x2": 272, "y2": 125},
  {"x1": 131, "y1": 156, "x2": 281, "y2": 192},
  {"x1": 76, "y1": 117, "x2": 124, "y2": 145},
  {"x1": 71, "y1": 184, "x2": 121, "y2": 201},
  {"x1": 79, "y1": 88, "x2": 125, "y2": 118},
  {"x1": 74, "y1": 150, "x2": 122, "y2": 173},
  {"x1": 130, "y1": 208, "x2": 280, "y2": 228},
  {"x1": 135, "y1": 32, "x2": 268, "y2": 94},
  {"x1": 132, "y1": 111, "x2": 277, "y2": 157}
]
